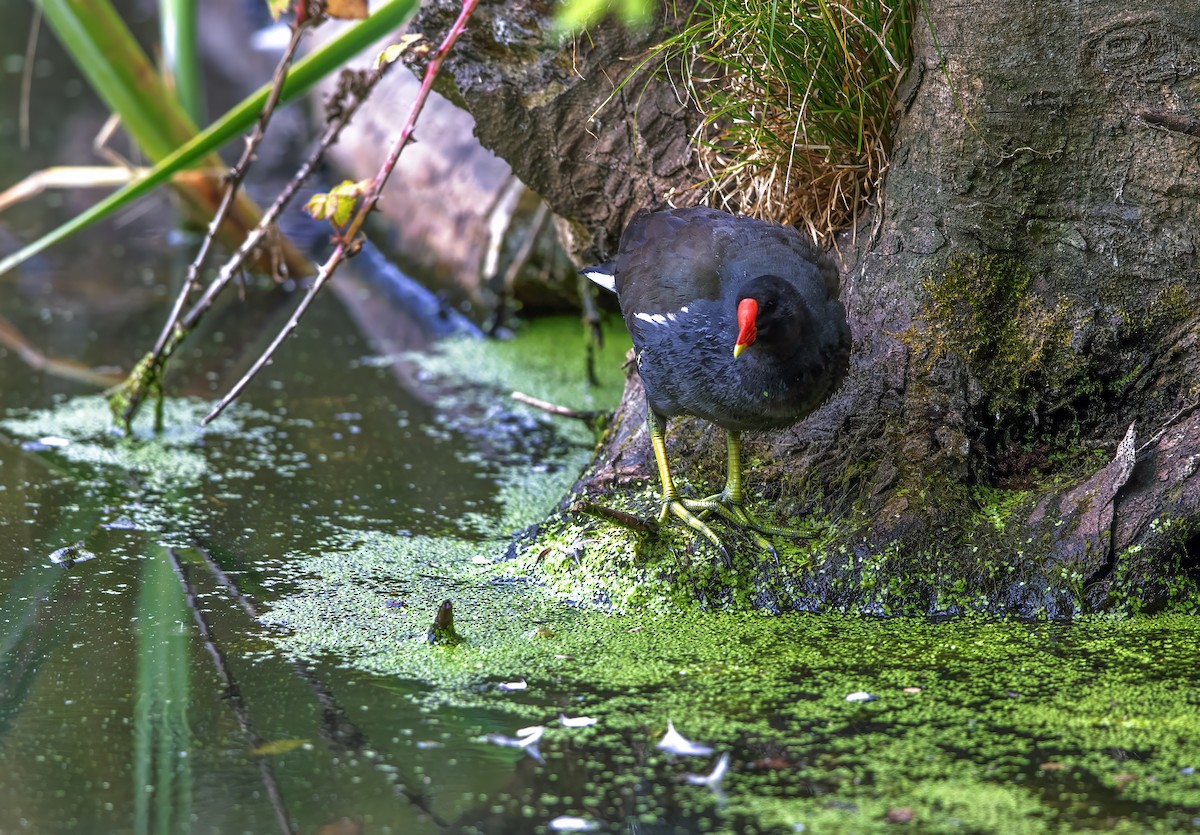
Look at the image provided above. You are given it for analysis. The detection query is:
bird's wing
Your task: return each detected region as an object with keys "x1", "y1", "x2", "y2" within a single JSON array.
[{"x1": 615, "y1": 209, "x2": 725, "y2": 312}]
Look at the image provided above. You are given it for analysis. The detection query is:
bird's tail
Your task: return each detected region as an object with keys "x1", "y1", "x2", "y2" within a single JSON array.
[{"x1": 581, "y1": 263, "x2": 616, "y2": 292}]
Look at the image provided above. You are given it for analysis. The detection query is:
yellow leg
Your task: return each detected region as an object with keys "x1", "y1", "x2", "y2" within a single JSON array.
[
  {"x1": 681, "y1": 430, "x2": 807, "y2": 560},
  {"x1": 647, "y1": 412, "x2": 730, "y2": 561}
]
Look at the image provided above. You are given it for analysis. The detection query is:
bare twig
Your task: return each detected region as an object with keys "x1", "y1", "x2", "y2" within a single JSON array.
[
  {"x1": 91, "y1": 114, "x2": 128, "y2": 169},
  {"x1": 511, "y1": 390, "x2": 605, "y2": 424},
  {"x1": 202, "y1": 0, "x2": 482, "y2": 425},
  {"x1": 571, "y1": 501, "x2": 660, "y2": 535},
  {"x1": 116, "y1": 27, "x2": 399, "y2": 431},
  {"x1": 201, "y1": 260, "x2": 335, "y2": 426},
  {"x1": 111, "y1": 14, "x2": 319, "y2": 433},
  {"x1": 152, "y1": 18, "x2": 314, "y2": 362},
  {"x1": 179, "y1": 72, "x2": 377, "y2": 334}
]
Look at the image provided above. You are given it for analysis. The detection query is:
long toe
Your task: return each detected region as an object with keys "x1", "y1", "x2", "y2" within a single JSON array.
[
  {"x1": 662, "y1": 500, "x2": 733, "y2": 565},
  {"x1": 681, "y1": 496, "x2": 809, "y2": 539}
]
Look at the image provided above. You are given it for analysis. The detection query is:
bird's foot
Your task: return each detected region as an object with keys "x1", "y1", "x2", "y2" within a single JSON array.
[
  {"x1": 658, "y1": 500, "x2": 732, "y2": 566},
  {"x1": 681, "y1": 495, "x2": 808, "y2": 563}
]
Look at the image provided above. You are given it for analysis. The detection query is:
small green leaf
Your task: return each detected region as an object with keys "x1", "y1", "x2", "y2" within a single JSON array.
[
  {"x1": 266, "y1": 0, "x2": 292, "y2": 21},
  {"x1": 304, "y1": 192, "x2": 337, "y2": 223},
  {"x1": 306, "y1": 180, "x2": 370, "y2": 226},
  {"x1": 377, "y1": 33, "x2": 425, "y2": 67}
]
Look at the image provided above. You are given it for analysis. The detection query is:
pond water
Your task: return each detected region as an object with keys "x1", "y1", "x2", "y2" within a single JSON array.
[{"x1": 3, "y1": 9, "x2": 1200, "y2": 835}]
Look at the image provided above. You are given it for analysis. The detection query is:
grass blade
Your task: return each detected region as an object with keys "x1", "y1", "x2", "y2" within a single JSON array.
[{"x1": 1, "y1": 0, "x2": 418, "y2": 279}]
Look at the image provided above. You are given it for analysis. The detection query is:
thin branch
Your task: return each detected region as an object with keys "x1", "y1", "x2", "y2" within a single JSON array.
[
  {"x1": 202, "y1": 259, "x2": 335, "y2": 426},
  {"x1": 571, "y1": 501, "x2": 660, "y2": 535},
  {"x1": 152, "y1": 18, "x2": 314, "y2": 361},
  {"x1": 167, "y1": 548, "x2": 295, "y2": 835},
  {"x1": 512, "y1": 390, "x2": 605, "y2": 424},
  {"x1": 118, "y1": 51, "x2": 389, "y2": 430},
  {"x1": 202, "y1": 0, "x2": 482, "y2": 425},
  {"x1": 577, "y1": 269, "x2": 604, "y2": 386},
  {"x1": 179, "y1": 75, "x2": 372, "y2": 333}
]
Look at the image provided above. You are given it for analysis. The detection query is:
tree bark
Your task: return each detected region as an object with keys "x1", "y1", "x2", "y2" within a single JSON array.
[
  {"x1": 407, "y1": 0, "x2": 1200, "y2": 615},
  {"x1": 402, "y1": 1, "x2": 704, "y2": 258}
]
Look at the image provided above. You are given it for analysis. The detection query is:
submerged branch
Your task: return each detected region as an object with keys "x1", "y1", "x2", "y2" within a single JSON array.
[
  {"x1": 166, "y1": 547, "x2": 295, "y2": 835},
  {"x1": 512, "y1": 390, "x2": 608, "y2": 428},
  {"x1": 0, "y1": 312, "x2": 122, "y2": 388}
]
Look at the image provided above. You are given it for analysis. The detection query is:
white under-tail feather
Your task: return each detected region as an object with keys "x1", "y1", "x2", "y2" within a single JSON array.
[{"x1": 582, "y1": 265, "x2": 616, "y2": 293}]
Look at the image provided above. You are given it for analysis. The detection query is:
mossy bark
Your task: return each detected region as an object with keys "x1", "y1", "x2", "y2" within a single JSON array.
[
  {"x1": 407, "y1": 0, "x2": 1200, "y2": 615},
  {"x1": 401, "y1": 1, "x2": 702, "y2": 258}
]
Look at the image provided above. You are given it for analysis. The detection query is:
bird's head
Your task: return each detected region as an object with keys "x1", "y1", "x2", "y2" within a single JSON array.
[{"x1": 733, "y1": 274, "x2": 806, "y2": 358}]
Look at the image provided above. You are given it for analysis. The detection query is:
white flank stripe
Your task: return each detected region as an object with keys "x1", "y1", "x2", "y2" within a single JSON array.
[{"x1": 634, "y1": 312, "x2": 670, "y2": 326}]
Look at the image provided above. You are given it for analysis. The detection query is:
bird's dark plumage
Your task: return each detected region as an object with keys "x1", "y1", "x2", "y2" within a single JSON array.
[
  {"x1": 597, "y1": 206, "x2": 849, "y2": 431},
  {"x1": 585, "y1": 206, "x2": 850, "y2": 557}
]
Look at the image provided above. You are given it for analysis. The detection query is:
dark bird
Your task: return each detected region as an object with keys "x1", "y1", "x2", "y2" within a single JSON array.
[{"x1": 585, "y1": 206, "x2": 851, "y2": 557}]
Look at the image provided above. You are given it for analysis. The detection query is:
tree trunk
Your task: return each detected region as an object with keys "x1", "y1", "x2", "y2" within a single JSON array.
[
  {"x1": 402, "y1": 1, "x2": 704, "y2": 256},
  {"x1": 408, "y1": 0, "x2": 1200, "y2": 615}
]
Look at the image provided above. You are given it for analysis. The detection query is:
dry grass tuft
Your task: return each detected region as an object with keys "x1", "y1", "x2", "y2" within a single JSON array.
[{"x1": 653, "y1": 0, "x2": 916, "y2": 244}]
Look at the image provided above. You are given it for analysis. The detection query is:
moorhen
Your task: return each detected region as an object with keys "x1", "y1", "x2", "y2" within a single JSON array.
[{"x1": 585, "y1": 206, "x2": 850, "y2": 556}]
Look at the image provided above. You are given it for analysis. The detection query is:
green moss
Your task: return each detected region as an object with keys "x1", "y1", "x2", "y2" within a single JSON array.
[
  {"x1": 1128, "y1": 283, "x2": 1197, "y2": 338},
  {"x1": 973, "y1": 485, "x2": 1034, "y2": 532},
  {"x1": 919, "y1": 261, "x2": 1197, "y2": 465},
  {"x1": 0, "y1": 394, "x2": 258, "y2": 496},
  {"x1": 922, "y1": 253, "x2": 1083, "y2": 425},
  {"x1": 107, "y1": 349, "x2": 165, "y2": 434},
  {"x1": 1107, "y1": 516, "x2": 1200, "y2": 615},
  {"x1": 1153, "y1": 284, "x2": 1194, "y2": 320}
]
